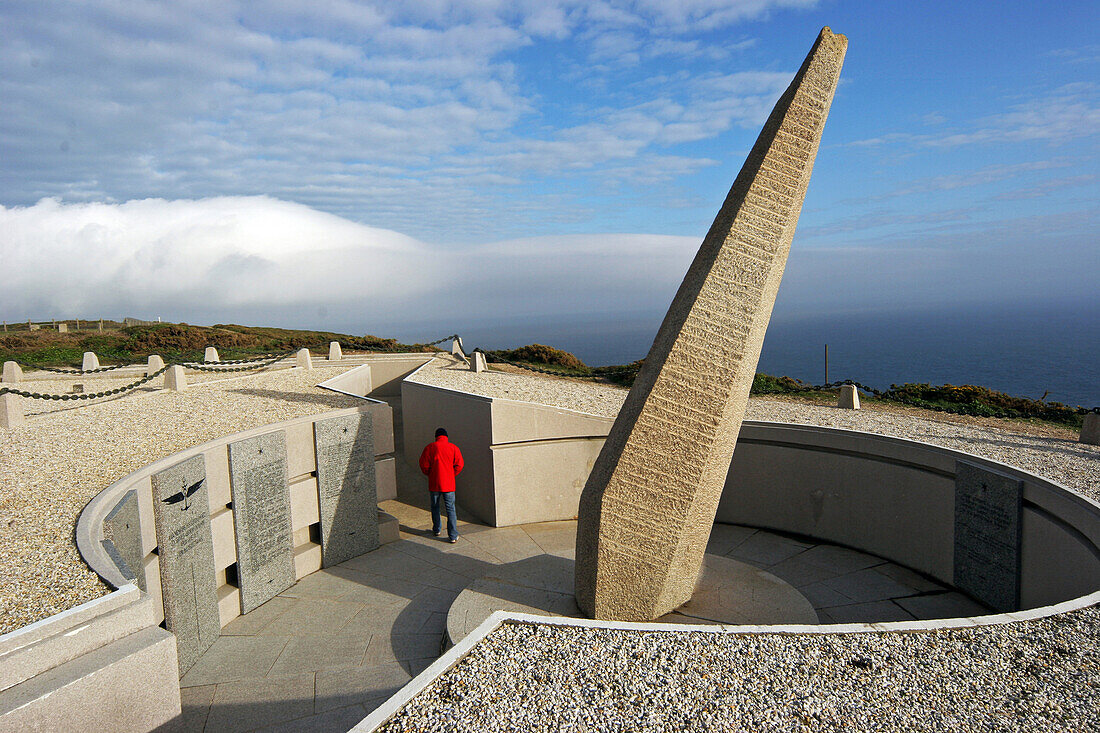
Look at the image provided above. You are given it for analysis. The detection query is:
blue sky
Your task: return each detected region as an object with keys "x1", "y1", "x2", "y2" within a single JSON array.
[{"x1": 0, "y1": 0, "x2": 1096, "y2": 335}]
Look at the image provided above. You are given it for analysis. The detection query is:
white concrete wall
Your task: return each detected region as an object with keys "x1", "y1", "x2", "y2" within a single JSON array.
[
  {"x1": 77, "y1": 403, "x2": 398, "y2": 629},
  {"x1": 397, "y1": 375, "x2": 1100, "y2": 609},
  {"x1": 0, "y1": 586, "x2": 180, "y2": 732}
]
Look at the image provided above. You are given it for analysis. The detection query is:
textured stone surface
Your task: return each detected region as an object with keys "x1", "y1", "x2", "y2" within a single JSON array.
[
  {"x1": 315, "y1": 413, "x2": 379, "y2": 567},
  {"x1": 471, "y1": 351, "x2": 487, "y2": 372},
  {"x1": 204, "y1": 347, "x2": 219, "y2": 363},
  {"x1": 228, "y1": 431, "x2": 296, "y2": 614},
  {"x1": 1081, "y1": 413, "x2": 1100, "y2": 446},
  {"x1": 954, "y1": 460, "x2": 1023, "y2": 612},
  {"x1": 2, "y1": 360, "x2": 22, "y2": 383},
  {"x1": 151, "y1": 454, "x2": 220, "y2": 673},
  {"x1": 147, "y1": 354, "x2": 165, "y2": 375},
  {"x1": 0, "y1": 393, "x2": 23, "y2": 428},
  {"x1": 164, "y1": 364, "x2": 187, "y2": 391},
  {"x1": 329, "y1": 341, "x2": 343, "y2": 361},
  {"x1": 838, "y1": 384, "x2": 860, "y2": 409},
  {"x1": 81, "y1": 352, "x2": 100, "y2": 371},
  {"x1": 296, "y1": 348, "x2": 313, "y2": 369},
  {"x1": 575, "y1": 27, "x2": 848, "y2": 620},
  {"x1": 102, "y1": 489, "x2": 145, "y2": 590}
]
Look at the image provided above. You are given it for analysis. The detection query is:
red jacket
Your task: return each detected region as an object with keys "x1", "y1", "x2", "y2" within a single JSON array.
[{"x1": 419, "y1": 436, "x2": 464, "y2": 493}]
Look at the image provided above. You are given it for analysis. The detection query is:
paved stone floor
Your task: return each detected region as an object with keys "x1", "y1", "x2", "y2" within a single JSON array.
[
  {"x1": 178, "y1": 395, "x2": 990, "y2": 731},
  {"x1": 179, "y1": 500, "x2": 989, "y2": 732}
]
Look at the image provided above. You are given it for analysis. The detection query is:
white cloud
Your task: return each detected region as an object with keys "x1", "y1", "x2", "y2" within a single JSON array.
[
  {"x1": 0, "y1": 0, "x2": 816, "y2": 242},
  {"x1": 0, "y1": 196, "x2": 700, "y2": 327}
]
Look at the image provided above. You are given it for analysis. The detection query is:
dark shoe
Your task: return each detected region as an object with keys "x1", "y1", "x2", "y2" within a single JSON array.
[
  {"x1": 448, "y1": 537, "x2": 458, "y2": 544},
  {"x1": 430, "y1": 530, "x2": 440, "y2": 537}
]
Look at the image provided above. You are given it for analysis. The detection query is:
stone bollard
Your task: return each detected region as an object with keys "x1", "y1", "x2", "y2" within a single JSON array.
[
  {"x1": 295, "y1": 348, "x2": 313, "y2": 370},
  {"x1": 451, "y1": 337, "x2": 465, "y2": 359},
  {"x1": 0, "y1": 393, "x2": 24, "y2": 428},
  {"x1": 82, "y1": 352, "x2": 100, "y2": 371},
  {"x1": 72, "y1": 384, "x2": 84, "y2": 394},
  {"x1": 1081, "y1": 414, "x2": 1100, "y2": 446},
  {"x1": 204, "y1": 347, "x2": 219, "y2": 363},
  {"x1": 164, "y1": 365, "x2": 187, "y2": 392},
  {"x1": 328, "y1": 341, "x2": 342, "y2": 361},
  {"x1": 838, "y1": 384, "x2": 860, "y2": 409},
  {"x1": 147, "y1": 355, "x2": 165, "y2": 376},
  {"x1": 2, "y1": 361, "x2": 22, "y2": 384},
  {"x1": 98, "y1": 319, "x2": 103, "y2": 332},
  {"x1": 471, "y1": 351, "x2": 487, "y2": 373},
  {"x1": 57, "y1": 323, "x2": 68, "y2": 333}
]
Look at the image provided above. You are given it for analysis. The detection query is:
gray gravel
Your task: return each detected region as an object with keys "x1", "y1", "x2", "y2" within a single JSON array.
[
  {"x1": 386, "y1": 363, "x2": 1100, "y2": 732},
  {"x1": 0, "y1": 363, "x2": 360, "y2": 634},
  {"x1": 381, "y1": 609, "x2": 1100, "y2": 732}
]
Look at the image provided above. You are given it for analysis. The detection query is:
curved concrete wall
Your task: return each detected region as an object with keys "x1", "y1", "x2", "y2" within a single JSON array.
[
  {"x1": 77, "y1": 403, "x2": 398, "y2": 630},
  {"x1": 401, "y1": 378, "x2": 612, "y2": 526},
  {"x1": 717, "y1": 423, "x2": 1100, "y2": 611},
  {"x1": 400, "y1": 377, "x2": 1100, "y2": 611}
]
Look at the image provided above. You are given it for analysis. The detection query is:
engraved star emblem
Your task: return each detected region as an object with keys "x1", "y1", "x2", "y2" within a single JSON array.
[{"x1": 342, "y1": 427, "x2": 349, "y2": 434}]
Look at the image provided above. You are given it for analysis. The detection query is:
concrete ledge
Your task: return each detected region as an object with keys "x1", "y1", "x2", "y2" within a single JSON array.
[
  {"x1": 0, "y1": 585, "x2": 180, "y2": 732},
  {"x1": 353, "y1": 585, "x2": 1100, "y2": 731}
]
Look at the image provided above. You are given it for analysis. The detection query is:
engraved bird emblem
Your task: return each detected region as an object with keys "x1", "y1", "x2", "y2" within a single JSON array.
[{"x1": 162, "y1": 478, "x2": 204, "y2": 511}]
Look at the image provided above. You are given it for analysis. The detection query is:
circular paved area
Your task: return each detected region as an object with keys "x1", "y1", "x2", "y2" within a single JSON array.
[{"x1": 179, "y1": 491, "x2": 987, "y2": 732}]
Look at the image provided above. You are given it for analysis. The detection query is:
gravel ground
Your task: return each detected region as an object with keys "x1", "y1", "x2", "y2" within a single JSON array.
[
  {"x1": 392, "y1": 361, "x2": 1100, "y2": 732},
  {"x1": 0, "y1": 364, "x2": 360, "y2": 634},
  {"x1": 4, "y1": 355, "x2": 1099, "y2": 730},
  {"x1": 381, "y1": 609, "x2": 1100, "y2": 732}
]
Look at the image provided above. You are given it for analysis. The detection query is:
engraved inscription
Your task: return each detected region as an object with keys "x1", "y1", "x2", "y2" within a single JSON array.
[
  {"x1": 151, "y1": 454, "x2": 220, "y2": 674},
  {"x1": 315, "y1": 413, "x2": 378, "y2": 567},
  {"x1": 954, "y1": 460, "x2": 1023, "y2": 612},
  {"x1": 103, "y1": 489, "x2": 145, "y2": 590},
  {"x1": 228, "y1": 432, "x2": 295, "y2": 614},
  {"x1": 575, "y1": 28, "x2": 848, "y2": 621}
]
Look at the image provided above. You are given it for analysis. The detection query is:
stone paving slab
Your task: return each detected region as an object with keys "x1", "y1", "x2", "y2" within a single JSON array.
[{"x1": 181, "y1": 499, "x2": 990, "y2": 732}]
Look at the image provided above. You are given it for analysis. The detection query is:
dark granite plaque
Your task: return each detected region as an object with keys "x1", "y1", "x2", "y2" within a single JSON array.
[
  {"x1": 103, "y1": 489, "x2": 144, "y2": 590},
  {"x1": 315, "y1": 413, "x2": 378, "y2": 567},
  {"x1": 953, "y1": 460, "x2": 1023, "y2": 612},
  {"x1": 151, "y1": 454, "x2": 220, "y2": 674},
  {"x1": 228, "y1": 431, "x2": 295, "y2": 614}
]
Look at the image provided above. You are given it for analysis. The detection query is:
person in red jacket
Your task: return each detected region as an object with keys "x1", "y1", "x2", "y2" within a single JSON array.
[{"x1": 419, "y1": 427, "x2": 464, "y2": 543}]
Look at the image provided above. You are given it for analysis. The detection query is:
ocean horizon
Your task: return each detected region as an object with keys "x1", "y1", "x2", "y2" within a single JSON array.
[{"x1": 390, "y1": 302, "x2": 1100, "y2": 409}]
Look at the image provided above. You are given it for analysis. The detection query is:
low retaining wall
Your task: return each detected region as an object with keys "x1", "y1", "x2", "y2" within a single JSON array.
[
  {"x1": 0, "y1": 586, "x2": 180, "y2": 731},
  {"x1": 77, "y1": 403, "x2": 398, "y2": 630},
  {"x1": 400, "y1": 377, "x2": 1100, "y2": 612},
  {"x1": 401, "y1": 378, "x2": 612, "y2": 526}
]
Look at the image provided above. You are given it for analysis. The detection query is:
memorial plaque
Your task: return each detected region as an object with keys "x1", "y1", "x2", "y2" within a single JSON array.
[
  {"x1": 151, "y1": 454, "x2": 220, "y2": 674},
  {"x1": 953, "y1": 460, "x2": 1023, "y2": 612},
  {"x1": 315, "y1": 413, "x2": 378, "y2": 567},
  {"x1": 103, "y1": 489, "x2": 145, "y2": 590},
  {"x1": 228, "y1": 431, "x2": 295, "y2": 613}
]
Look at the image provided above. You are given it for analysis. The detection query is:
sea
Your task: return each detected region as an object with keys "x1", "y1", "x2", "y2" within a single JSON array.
[{"x1": 412, "y1": 302, "x2": 1099, "y2": 409}]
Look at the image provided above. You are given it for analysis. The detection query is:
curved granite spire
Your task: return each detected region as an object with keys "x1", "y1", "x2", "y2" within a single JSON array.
[{"x1": 575, "y1": 27, "x2": 848, "y2": 621}]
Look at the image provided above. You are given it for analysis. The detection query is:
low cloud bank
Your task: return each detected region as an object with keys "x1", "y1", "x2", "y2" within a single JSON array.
[{"x1": 1, "y1": 196, "x2": 1093, "y2": 338}]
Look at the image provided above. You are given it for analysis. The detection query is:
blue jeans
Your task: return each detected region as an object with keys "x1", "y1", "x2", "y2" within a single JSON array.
[{"x1": 430, "y1": 491, "x2": 458, "y2": 541}]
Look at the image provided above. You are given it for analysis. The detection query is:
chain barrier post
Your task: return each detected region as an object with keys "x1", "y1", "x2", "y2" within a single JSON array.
[
  {"x1": 328, "y1": 342, "x2": 342, "y2": 361},
  {"x1": 204, "y1": 347, "x2": 219, "y2": 363},
  {"x1": 82, "y1": 352, "x2": 101, "y2": 372},
  {"x1": 2, "y1": 361, "x2": 22, "y2": 384},
  {"x1": 147, "y1": 355, "x2": 165, "y2": 375},
  {"x1": 295, "y1": 348, "x2": 313, "y2": 370},
  {"x1": 164, "y1": 365, "x2": 187, "y2": 392},
  {"x1": 1080, "y1": 414, "x2": 1100, "y2": 446},
  {"x1": 0, "y1": 392, "x2": 23, "y2": 428},
  {"x1": 838, "y1": 384, "x2": 860, "y2": 409}
]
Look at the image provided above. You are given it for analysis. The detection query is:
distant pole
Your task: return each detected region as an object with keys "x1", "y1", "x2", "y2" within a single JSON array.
[{"x1": 824, "y1": 343, "x2": 829, "y2": 385}]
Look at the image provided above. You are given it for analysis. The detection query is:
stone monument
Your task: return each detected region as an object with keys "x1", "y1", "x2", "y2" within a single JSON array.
[
  {"x1": 82, "y1": 351, "x2": 100, "y2": 371},
  {"x1": 228, "y1": 431, "x2": 296, "y2": 613},
  {"x1": 575, "y1": 27, "x2": 848, "y2": 621},
  {"x1": 151, "y1": 455, "x2": 220, "y2": 673}
]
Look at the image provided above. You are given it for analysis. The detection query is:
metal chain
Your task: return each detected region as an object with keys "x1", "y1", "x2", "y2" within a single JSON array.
[
  {"x1": 0, "y1": 366, "x2": 171, "y2": 401},
  {"x1": 17, "y1": 362, "x2": 133, "y2": 374}
]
